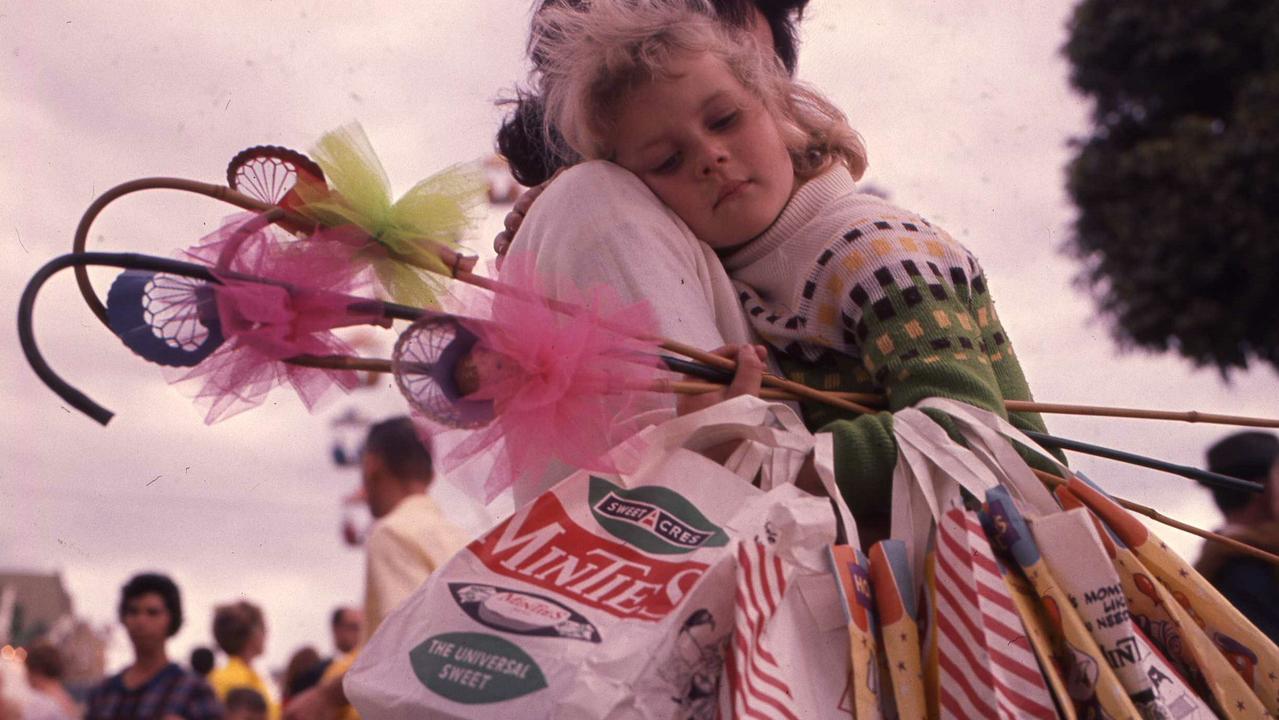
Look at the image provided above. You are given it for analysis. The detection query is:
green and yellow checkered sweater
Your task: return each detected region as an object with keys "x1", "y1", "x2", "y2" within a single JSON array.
[{"x1": 724, "y1": 167, "x2": 1058, "y2": 518}]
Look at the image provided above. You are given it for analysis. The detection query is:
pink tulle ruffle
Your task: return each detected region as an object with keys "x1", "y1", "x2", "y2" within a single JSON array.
[
  {"x1": 171, "y1": 213, "x2": 382, "y2": 423},
  {"x1": 439, "y1": 254, "x2": 664, "y2": 502}
]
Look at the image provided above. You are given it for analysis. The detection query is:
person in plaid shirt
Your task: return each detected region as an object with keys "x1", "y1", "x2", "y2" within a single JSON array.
[{"x1": 85, "y1": 573, "x2": 223, "y2": 720}]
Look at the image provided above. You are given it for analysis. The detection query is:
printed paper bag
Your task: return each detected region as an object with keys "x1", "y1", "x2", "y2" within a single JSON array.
[
  {"x1": 830, "y1": 545, "x2": 884, "y2": 719},
  {"x1": 915, "y1": 398, "x2": 1263, "y2": 716},
  {"x1": 719, "y1": 432, "x2": 862, "y2": 720},
  {"x1": 931, "y1": 504, "x2": 1060, "y2": 719},
  {"x1": 1057, "y1": 482, "x2": 1272, "y2": 718},
  {"x1": 982, "y1": 487, "x2": 1141, "y2": 719},
  {"x1": 345, "y1": 396, "x2": 850, "y2": 720},
  {"x1": 868, "y1": 539, "x2": 926, "y2": 719},
  {"x1": 1031, "y1": 505, "x2": 1217, "y2": 718},
  {"x1": 891, "y1": 409, "x2": 1058, "y2": 719},
  {"x1": 997, "y1": 562, "x2": 1077, "y2": 720}
]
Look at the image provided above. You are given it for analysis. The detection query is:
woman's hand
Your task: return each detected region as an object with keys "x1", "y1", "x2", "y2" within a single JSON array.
[
  {"x1": 493, "y1": 168, "x2": 564, "y2": 265},
  {"x1": 676, "y1": 344, "x2": 768, "y2": 417}
]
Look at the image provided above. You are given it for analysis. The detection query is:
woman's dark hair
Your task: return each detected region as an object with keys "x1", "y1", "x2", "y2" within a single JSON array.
[
  {"x1": 225, "y1": 688, "x2": 269, "y2": 713},
  {"x1": 282, "y1": 646, "x2": 324, "y2": 699},
  {"x1": 189, "y1": 646, "x2": 215, "y2": 676},
  {"x1": 118, "y1": 572, "x2": 184, "y2": 637},
  {"x1": 498, "y1": 0, "x2": 810, "y2": 187}
]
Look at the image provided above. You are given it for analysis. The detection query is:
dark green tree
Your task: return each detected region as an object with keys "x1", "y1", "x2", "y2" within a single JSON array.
[{"x1": 1063, "y1": 0, "x2": 1279, "y2": 375}]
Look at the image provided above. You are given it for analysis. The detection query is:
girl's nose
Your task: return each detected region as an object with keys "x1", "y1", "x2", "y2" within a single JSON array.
[{"x1": 700, "y1": 148, "x2": 729, "y2": 175}]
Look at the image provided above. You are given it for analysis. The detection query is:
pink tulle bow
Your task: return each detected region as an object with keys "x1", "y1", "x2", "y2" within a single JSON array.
[
  {"x1": 169, "y1": 213, "x2": 383, "y2": 423},
  {"x1": 439, "y1": 254, "x2": 665, "y2": 502}
]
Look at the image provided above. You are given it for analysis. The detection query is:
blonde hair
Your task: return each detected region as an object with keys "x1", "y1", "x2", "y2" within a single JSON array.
[{"x1": 531, "y1": 0, "x2": 867, "y2": 180}]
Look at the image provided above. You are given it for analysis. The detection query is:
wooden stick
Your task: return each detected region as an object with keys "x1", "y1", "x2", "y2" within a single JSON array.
[
  {"x1": 313, "y1": 357, "x2": 1278, "y2": 568},
  {"x1": 660, "y1": 338, "x2": 877, "y2": 415},
  {"x1": 295, "y1": 357, "x2": 1277, "y2": 567},
  {"x1": 1007, "y1": 401, "x2": 1279, "y2": 429},
  {"x1": 285, "y1": 361, "x2": 1272, "y2": 562},
  {"x1": 692, "y1": 381, "x2": 1279, "y2": 430},
  {"x1": 68, "y1": 180, "x2": 1277, "y2": 429},
  {"x1": 461, "y1": 271, "x2": 878, "y2": 415},
  {"x1": 1030, "y1": 469, "x2": 1279, "y2": 567},
  {"x1": 71, "y1": 178, "x2": 473, "y2": 327},
  {"x1": 285, "y1": 354, "x2": 393, "y2": 374}
]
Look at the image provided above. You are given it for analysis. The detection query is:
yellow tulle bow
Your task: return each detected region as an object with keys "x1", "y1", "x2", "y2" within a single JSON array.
[{"x1": 294, "y1": 122, "x2": 486, "y2": 307}]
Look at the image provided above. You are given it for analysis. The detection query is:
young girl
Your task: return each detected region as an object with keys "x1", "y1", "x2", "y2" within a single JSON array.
[{"x1": 528, "y1": 0, "x2": 1055, "y2": 517}]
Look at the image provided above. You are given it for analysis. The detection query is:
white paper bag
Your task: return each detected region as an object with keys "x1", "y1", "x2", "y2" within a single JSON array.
[{"x1": 346, "y1": 396, "x2": 855, "y2": 719}]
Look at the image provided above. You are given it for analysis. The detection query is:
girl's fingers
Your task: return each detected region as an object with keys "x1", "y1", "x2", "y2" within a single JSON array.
[
  {"x1": 492, "y1": 168, "x2": 569, "y2": 257},
  {"x1": 493, "y1": 229, "x2": 513, "y2": 257},
  {"x1": 676, "y1": 344, "x2": 766, "y2": 416},
  {"x1": 725, "y1": 344, "x2": 764, "y2": 399},
  {"x1": 503, "y1": 209, "x2": 524, "y2": 233}
]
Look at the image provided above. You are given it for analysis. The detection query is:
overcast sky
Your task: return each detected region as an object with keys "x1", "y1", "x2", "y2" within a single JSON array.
[{"x1": 3, "y1": 0, "x2": 1276, "y2": 681}]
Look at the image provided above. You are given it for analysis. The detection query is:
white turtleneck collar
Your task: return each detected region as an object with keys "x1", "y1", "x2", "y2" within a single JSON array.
[{"x1": 723, "y1": 164, "x2": 858, "y2": 272}]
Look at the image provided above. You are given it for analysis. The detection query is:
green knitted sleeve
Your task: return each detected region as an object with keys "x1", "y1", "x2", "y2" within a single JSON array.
[
  {"x1": 823, "y1": 252, "x2": 1011, "y2": 516},
  {"x1": 736, "y1": 214, "x2": 1060, "y2": 516}
]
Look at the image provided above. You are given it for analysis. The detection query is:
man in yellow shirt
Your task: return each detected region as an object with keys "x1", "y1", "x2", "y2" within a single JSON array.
[
  {"x1": 208, "y1": 600, "x2": 278, "y2": 720},
  {"x1": 284, "y1": 416, "x2": 470, "y2": 720}
]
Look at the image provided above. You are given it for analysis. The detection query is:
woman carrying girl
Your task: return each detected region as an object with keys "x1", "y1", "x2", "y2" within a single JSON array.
[{"x1": 512, "y1": 0, "x2": 1056, "y2": 517}]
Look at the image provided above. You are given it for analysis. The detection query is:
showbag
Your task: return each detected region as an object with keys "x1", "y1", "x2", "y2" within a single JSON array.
[{"x1": 346, "y1": 396, "x2": 856, "y2": 719}]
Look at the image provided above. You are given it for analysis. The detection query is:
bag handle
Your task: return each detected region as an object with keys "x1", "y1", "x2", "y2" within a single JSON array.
[
  {"x1": 713, "y1": 402, "x2": 859, "y2": 546},
  {"x1": 916, "y1": 399, "x2": 1061, "y2": 516},
  {"x1": 888, "y1": 409, "x2": 966, "y2": 581},
  {"x1": 893, "y1": 407, "x2": 1004, "y2": 505},
  {"x1": 888, "y1": 428, "x2": 940, "y2": 581},
  {"x1": 891, "y1": 406, "x2": 1025, "y2": 580},
  {"x1": 613, "y1": 396, "x2": 859, "y2": 543},
  {"x1": 613, "y1": 395, "x2": 820, "y2": 484},
  {"x1": 811, "y1": 433, "x2": 859, "y2": 548}
]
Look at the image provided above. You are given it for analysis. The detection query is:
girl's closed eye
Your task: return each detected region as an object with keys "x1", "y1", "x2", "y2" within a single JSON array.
[
  {"x1": 709, "y1": 110, "x2": 739, "y2": 131},
  {"x1": 652, "y1": 152, "x2": 682, "y2": 174}
]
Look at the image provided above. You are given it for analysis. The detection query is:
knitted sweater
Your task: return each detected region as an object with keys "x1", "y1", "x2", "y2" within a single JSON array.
[{"x1": 723, "y1": 166, "x2": 1054, "y2": 516}]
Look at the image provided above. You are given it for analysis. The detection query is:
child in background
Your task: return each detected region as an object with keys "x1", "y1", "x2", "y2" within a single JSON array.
[{"x1": 529, "y1": 0, "x2": 1056, "y2": 518}]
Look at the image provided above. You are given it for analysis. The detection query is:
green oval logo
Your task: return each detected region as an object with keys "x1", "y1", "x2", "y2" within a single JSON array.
[
  {"x1": 409, "y1": 632, "x2": 548, "y2": 704},
  {"x1": 588, "y1": 476, "x2": 728, "y2": 555}
]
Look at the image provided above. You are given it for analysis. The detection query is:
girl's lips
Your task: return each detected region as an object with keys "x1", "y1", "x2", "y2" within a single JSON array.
[{"x1": 714, "y1": 180, "x2": 749, "y2": 209}]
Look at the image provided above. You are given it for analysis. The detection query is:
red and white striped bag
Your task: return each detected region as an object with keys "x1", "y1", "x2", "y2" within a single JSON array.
[
  {"x1": 726, "y1": 540, "x2": 801, "y2": 720},
  {"x1": 891, "y1": 407, "x2": 1059, "y2": 720},
  {"x1": 932, "y1": 505, "x2": 1058, "y2": 719},
  {"x1": 715, "y1": 419, "x2": 864, "y2": 720}
]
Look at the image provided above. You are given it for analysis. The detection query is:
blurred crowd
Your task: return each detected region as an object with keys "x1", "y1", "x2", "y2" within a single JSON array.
[
  {"x1": 0, "y1": 416, "x2": 469, "y2": 720},
  {"x1": 0, "y1": 572, "x2": 363, "y2": 720}
]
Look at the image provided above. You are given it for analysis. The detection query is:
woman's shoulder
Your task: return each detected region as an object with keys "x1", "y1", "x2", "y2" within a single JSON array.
[
  {"x1": 538, "y1": 160, "x2": 649, "y2": 198},
  {"x1": 513, "y1": 160, "x2": 703, "y2": 275}
]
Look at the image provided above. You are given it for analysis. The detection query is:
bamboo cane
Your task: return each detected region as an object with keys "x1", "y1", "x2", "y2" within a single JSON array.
[
  {"x1": 287, "y1": 360, "x2": 1266, "y2": 558},
  {"x1": 705, "y1": 383, "x2": 1279, "y2": 430},
  {"x1": 1030, "y1": 469, "x2": 1279, "y2": 568},
  {"x1": 67, "y1": 179, "x2": 1279, "y2": 430},
  {"x1": 283, "y1": 364, "x2": 1271, "y2": 563},
  {"x1": 56, "y1": 176, "x2": 1279, "y2": 569}
]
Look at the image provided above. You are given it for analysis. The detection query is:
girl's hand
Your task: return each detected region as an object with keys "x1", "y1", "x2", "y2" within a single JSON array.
[
  {"x1": 493, "y1": 168, "x2": 564, "y2": 266},
  {"x1": 676, "y1": 343, "x2": 768, "y2": 417}
]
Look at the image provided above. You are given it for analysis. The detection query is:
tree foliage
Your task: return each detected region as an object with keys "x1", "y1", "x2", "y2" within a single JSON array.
[{"x1": 1063, "y1": 0, "x2": 1279, "y2": 375}]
